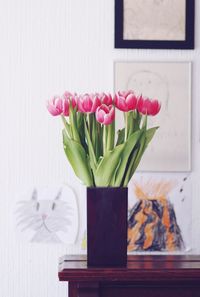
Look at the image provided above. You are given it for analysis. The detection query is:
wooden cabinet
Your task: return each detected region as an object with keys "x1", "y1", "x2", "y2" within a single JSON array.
[{"x1": 58, "y1": 255, "x2": 200, "y2": 297}]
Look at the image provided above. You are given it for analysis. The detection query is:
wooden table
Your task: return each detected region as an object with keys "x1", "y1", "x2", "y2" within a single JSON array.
[{"x1": 58, "y1": 255, "x2": 200, "y2": 297}]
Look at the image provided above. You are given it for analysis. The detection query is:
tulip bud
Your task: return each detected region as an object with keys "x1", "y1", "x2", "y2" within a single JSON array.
[
  {"x1": 137, "y1": 96, "x2": 161, "y2": 116},
  {"x1": 100, "y1": 93, "x2": 113, "y2": 105},
  {"x1": 47, "y1": 96, "x2": 63, "y2": 116},
  {"x1": 96, "y1": 104, "x2": 115, "y2": 125},
  {"x1": 114, "y1": 90, "x2": 138, "y2": 112},
  {"x1": 78, "y1": 93, "x2": 101, "y2": 113},
  {"x1": 62, "y1": 91, "x2": 77, "y2": 116}
]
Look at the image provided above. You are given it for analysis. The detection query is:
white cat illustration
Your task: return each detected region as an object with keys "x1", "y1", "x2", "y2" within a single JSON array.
[{"x1": 15, "y1": 185, "x2": 79, "y2": 244}]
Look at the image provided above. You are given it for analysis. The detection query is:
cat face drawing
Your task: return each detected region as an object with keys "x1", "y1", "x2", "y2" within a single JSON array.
[{"x1": 15, "y1": 185, "x2": 79, "y2": 244}]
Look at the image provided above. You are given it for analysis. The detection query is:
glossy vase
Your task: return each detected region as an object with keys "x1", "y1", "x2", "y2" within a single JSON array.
[{"x1": 87, "y1": 187, "x2": 128, "y2": 267}]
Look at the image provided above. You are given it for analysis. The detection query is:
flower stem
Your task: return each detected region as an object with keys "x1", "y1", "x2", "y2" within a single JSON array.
[
  {"x1": 69, "y1": 105, "x2": 81, "y2": 143},
  {"x1": 106, "y1": 121, "x2": 115, "y2": 151},
  {"x1": 125, "y1": 112, "x2": 128, "y2": 142},
  {"x1": 103, "y1": 125, "x2": 107, "y2": 155},
  {"x1": 61, "y1": 115, "x2": 71, "y2": 138}
]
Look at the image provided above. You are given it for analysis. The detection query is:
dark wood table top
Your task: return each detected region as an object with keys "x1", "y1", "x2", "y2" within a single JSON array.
[{"x1": 58, "y1": 255, "x2": 200, "y2": 283}]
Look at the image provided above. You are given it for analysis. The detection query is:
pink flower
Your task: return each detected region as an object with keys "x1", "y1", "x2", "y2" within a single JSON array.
[
  {"x1": 137, "y1": 96, "x2": 161, "y2": 116},
  {"x1": 78, "y1": 94, "x2": 101, "y2": 113},
  {"x1": 62, "y1": 91, "x2": 77, "y2": 116},
  {"x1": 99, "y1": 93, "x2": 113, "y2": 105},
  {"x1": 114, "y1": 91, "x2": 137, "y2": 112},
  {"x1": 96, "y1": 104, "x2": 115, "y2": 125},
  {"x1": 47, "y1": 96, "x2": 63, "y2": 116},
  {"x1": 47, "y1": 92, "x2": 77, "y2": 117}
]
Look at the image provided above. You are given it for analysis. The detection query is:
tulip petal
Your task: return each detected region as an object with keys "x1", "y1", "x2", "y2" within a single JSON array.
[
  {"x1": 150, "y1": 100, "x2": 161, "y2": 116},
  {"x1": 96, "y1": 108, "x2": 105, "y2": 123},
  {"x1": 91, "y1": 97, "x2": 101, "y2": 112},
  {"x1": 77, "y1": 98, "x2": 85, "y2": 113},
  {"x1": 137, "y1": 96, "x2": 144, "y2": 114},
  {"x1": 82, "y1": 95, "x2": 93, "y2": 112},
  {"x1": 101, "y1": 93, "x2": 113, "y2": 105},
  {"x1": 126, "y1": 94, "x2": 137, "y2": 111},
  {"x1": 62, "y1": 99, "x2": 70, "y2": 116},
  {"x1": 47, "y1": 104, "x2": 61, "y2": 116},
  {"x1": 114, "y1": 94, "x2": 128, "y2": 111}
]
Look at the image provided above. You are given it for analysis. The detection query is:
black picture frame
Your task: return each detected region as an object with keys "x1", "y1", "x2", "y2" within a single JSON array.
[{"x1": 115, "y1": 0, "x2": 195, "y2": 50}]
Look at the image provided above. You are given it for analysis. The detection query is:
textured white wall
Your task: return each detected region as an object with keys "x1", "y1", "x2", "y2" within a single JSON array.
[{"x1": 0, "y1": 0, "x2": 200, "y2": 296}]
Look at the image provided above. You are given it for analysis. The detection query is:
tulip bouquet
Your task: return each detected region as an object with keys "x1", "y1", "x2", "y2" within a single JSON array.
[{"x1": 47, "y1": 91, "x2": 160, "y2": 187}]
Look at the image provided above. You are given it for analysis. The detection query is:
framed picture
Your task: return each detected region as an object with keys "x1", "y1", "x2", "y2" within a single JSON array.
[
  {"x1": 128, "y1": 173, "x2": 192, "y2": 252},
  {"x1": 115, "y1": 0, "x2": 195, "y2": 49},
  {"x1": 114, "y1": 61, "x2": 192, "y2": 172}
]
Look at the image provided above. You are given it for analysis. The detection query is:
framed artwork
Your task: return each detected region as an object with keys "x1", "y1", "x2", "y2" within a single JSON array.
[
  {"x1": 114, "y1": 61, "x2": 192, "y2": 172},
  {"x1": 128, "y1": 173, "x2": 192, "y2": 253},
  {"x1": 15, "y1": 185, "x2": 79, "y2": 244},
  {"x1": 115, "y1": 0, "x2": 195, "y2": 49}
]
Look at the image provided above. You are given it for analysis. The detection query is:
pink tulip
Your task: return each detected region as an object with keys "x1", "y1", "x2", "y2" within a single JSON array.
[
  {"x1": 47, "y1": 92, "x2": 77, "y2": 117},
  {"x1": 96, "y1": 104, "x2": 115, "y2": 125},
  {"x1": 114, "y1": 91, "x2": 138, "y2": 112},
  {"x1": 62, "y1": 91, "x2": 77, "y2": 116},
  {"x1": 78, "y1": 93, "x2": 101, "y2": 113},
  {"x1": 99, "y1": 93, "x2": 113, "y2": 105},
  {"x1": 62, "y1": 91, "x2": 77, "y2": 106},
  {"x1": 137, "y1": 96, "x2": 161, "y2": 116},
  {"x1": 47, "y1": 96, "x2": 63, "y2": 116}
]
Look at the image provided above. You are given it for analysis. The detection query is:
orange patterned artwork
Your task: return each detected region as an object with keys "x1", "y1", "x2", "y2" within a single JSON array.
[{"x1": 128, "y1": 179, "x2": 186, "y2": 252}]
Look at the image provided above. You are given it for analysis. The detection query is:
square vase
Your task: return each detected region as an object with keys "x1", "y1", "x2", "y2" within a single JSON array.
[{"x1": 87, "y1": 187, "x2": 128, "y2": 267}]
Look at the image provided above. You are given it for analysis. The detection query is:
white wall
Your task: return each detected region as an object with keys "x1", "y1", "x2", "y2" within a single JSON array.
[{"x1": 0, "y1": 1, "x2": 200, "y2": 296}]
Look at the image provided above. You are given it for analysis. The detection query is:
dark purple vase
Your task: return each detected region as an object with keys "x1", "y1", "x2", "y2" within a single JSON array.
[{"x1": 87, "y1": 187, "x2": 128, "y2": 267}]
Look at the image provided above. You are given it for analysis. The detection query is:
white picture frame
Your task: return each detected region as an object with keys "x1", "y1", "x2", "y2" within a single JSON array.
[{"x1": 114, "y1": 61, "x2": 192, "y2": 172}]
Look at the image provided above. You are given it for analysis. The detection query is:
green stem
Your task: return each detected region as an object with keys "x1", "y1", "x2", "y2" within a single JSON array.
[
  {"x1": 106, "y1": 121, "x2": 115, "y2": 151},
  {"x1": 124, "y1": 112, "x2": 128, "y2": 142},
  {"x1": 127, "y1": 112, "x2": 134, "y2": 138},
  {"x1": 142, "y1": 114, "x2": 148, "y2": 130},
  {"x1": 61, "y1": 115, "x2": 71, "y2": 138},
  {"x1": 103, "y1": 125, "x2": 107, "y2": 155},
  {"x1": 69, "y1": 105, "x2": 81, "y2": 143},
  {"x1": 97, "y1": 122, "x2": 103, "y2": 158}
]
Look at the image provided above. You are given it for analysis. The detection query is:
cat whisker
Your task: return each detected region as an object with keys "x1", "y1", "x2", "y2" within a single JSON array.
[
  {"x1": 15, "y1": 204, "x2": 36, "y2": 214},
  {"x1": 47, "y1": 222, "x2": 69, "y2": 233},
  {"x1": 16, "y1": 213, "x2": 39, "y2": 221},
  {"x1": 17, "y1": 216, "x2": 39, "y2": 227},
  {"x1": 50, "y1": 217, "x2": 72, "y2": 225},
  {"x1": 22, "y1": 221, "x2": 43, "y2": 232},
  {"x1": 20, "y1": 219, "x2": 42, "y2": 232},
  {"x1": 51, "y1": 213, "x2": 73, "y2": 220}
]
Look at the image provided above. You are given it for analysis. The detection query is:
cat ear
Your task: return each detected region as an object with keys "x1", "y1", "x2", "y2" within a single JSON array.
[
  {"x1": 55, "y1": 188, "x2": 62, "y2": 200},
  {"x1": 31, "y1": 188, "x2": 38, "y2": 201}
]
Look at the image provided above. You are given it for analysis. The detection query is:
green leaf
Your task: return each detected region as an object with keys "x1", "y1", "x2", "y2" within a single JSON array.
[
  {"x1": 69, "y1": 104, "x2": 81, "y2": 143},
  {"x1": 61, "y1": 115, "x2": 72, "y2": 138},
  {"x1": 116, "y1": 128, "x2": 125, "y2": 146},
  {"x1": 145, "y1": 126, "x2": 159, "y2": 148},
  {"x1": 114, "y1": 129, "x2": 144, "y2": 186},
  {"x1": 122, "y1": 147, "x2": 139, "y2": 187},
  {"x1": 123, "y1": 126, "x2": 159, "y2": 186},
  {"x1": 84, "y1": 119, "x2": 97, "y2": 172},
  {"x1": 62, "y1": 129, "x2": 94, "y2": 186},
  {"x1": 127, "y1": 112, "x2": 134, "y2": 138},
  {"x1": 77, "y1": 113, "x2": 88, "y2": 151},
  {"x1": 94, "y1": 144, "x2": 125, "y2": 187}
]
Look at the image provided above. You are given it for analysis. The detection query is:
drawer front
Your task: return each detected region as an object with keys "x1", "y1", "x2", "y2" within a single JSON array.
[{"x1": 101, "y1": 285, "x2": 200, "y2": 297}]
